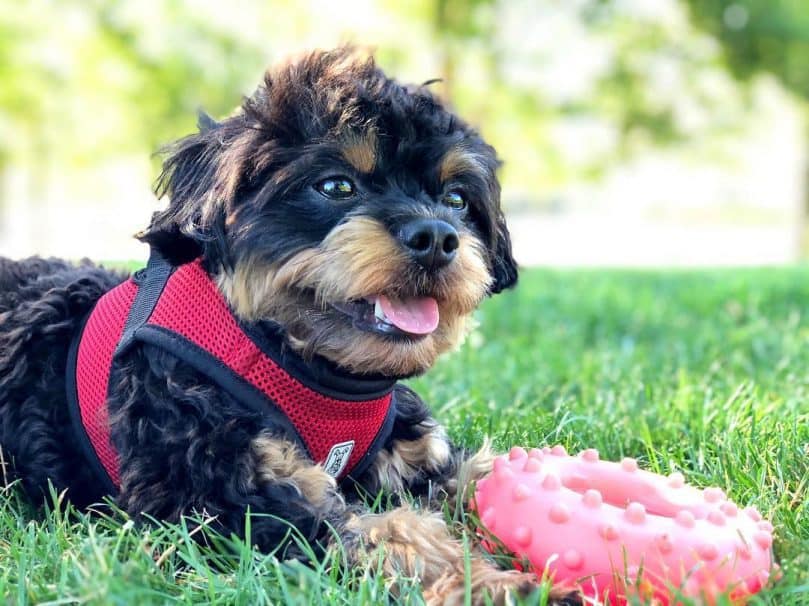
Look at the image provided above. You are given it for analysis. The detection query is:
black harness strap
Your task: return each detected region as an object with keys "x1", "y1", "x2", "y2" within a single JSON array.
[{"x1": 115, "y1": 251, "x2": 174, "y2": 357}]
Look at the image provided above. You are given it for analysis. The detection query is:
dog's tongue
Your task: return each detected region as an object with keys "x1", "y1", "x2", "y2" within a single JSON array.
[{"x1": 378, "y1": 295, "x2": 439, "y2": 335}]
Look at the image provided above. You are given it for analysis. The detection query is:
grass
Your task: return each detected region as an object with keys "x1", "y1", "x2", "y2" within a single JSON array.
[{"x1": 1, "y1": 266, "x2": 808, "y2": 604}]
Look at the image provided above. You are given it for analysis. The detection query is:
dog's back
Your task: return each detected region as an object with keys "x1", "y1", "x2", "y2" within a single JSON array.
[
  {"x1": 0, "y1": 257, "x2": 127, "y2": 504},
  {"x1": 0, "y1": 257, "x2": 75, "y2": 311}
]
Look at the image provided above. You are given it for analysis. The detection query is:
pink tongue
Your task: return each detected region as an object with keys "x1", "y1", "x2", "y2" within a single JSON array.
[{"x1": 378, "y1": 295, "x2": 439, "y2": 335}]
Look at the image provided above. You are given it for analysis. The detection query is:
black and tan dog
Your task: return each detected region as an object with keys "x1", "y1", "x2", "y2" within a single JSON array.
[{"x1": 0, "y1": 48, "x2": 577, "y2": 604}]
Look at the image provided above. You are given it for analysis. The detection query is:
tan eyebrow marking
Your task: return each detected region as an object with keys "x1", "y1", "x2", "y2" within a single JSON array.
[
  {"x1": 340, "y1": 129, "x2": 377, "y2": 174},
  {"x1": 439, "y1": 146, "x2": 488, "y2": 183}
]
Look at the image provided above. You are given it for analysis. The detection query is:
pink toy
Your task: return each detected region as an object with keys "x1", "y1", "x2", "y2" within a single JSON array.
[{"x1": 472, "y1": 446, "x2": 775, "y2": 605}]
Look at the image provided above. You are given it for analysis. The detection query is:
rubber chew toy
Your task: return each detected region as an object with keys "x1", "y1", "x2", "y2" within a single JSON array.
[{"x1": 472, "y1": 446, "x2": 775, "y2": 605}]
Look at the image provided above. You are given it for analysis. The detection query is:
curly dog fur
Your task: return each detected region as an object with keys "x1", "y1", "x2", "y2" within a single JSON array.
[{"x1": 0, "y1": 48, "x2": 580, "y2": 605}]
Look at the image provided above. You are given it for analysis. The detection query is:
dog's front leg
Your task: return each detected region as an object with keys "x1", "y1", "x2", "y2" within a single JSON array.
[
  {"x1": 109, "y1": 353, "x2": 350, "y2": 558},
  {"x1": 342, "y1": 489, "x2": 582, "y2": 605},
  {"x1": 348, "y1": 385, "x2": 581, "y2": 605},
  {"x1": 342, "y1": 506, "x2": 544, "y2": 606},
  {"x1": 353, "y1": 385, "x2": 494, "y2": 513},
  {"x1": 116, "y1": 427, "x2": 348, "y2": 559}
]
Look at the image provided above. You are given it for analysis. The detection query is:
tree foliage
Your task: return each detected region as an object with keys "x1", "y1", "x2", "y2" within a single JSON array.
[
  {"x1": 0, "y1": 0, "x2": 796, "y2": 203},
  {"x1": 0, "y1": 1, "x2": 265, "y2": 165},
  {"x1": 683, "y1": 0, "x2": 809, "y2": 250},
  {"x1": 683, "y1": 0, "x2": 809, "y2": 101}
]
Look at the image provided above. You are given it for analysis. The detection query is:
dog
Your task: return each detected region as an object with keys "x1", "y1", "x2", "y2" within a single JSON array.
[{"x1": 0, "y1": 48, "x2": 579, "y2": 605}]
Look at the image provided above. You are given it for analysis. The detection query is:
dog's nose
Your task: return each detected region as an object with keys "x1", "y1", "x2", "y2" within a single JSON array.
[{"x1": 399, "y1": 219, "x2": 459, "y2": 270}]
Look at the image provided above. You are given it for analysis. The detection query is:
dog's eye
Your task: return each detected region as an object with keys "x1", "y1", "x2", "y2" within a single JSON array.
[
  {"x1": 441, "y1": 190, "x2": 466, "y2": 211},
  {"x1": 315, "y1": 177, "x2": 355, "y2": 200}
]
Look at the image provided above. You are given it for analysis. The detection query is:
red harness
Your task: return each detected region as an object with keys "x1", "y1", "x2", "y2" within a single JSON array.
[{"x1": 66, "y1": 256, "x2": 396, "y2": 493}]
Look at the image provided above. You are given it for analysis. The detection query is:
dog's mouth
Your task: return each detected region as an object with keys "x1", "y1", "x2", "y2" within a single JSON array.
[{"x1": 329, "y1": 294, "x2": 439, "y2": 339}]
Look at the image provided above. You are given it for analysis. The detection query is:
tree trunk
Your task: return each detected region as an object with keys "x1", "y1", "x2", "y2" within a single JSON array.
[
  {"x1": 0, "y1": 160, "x2": 4, "y2": 237},
  {"x1": 434, "y1": 0, "x2": 454, "y2": 104},
  {"x1": 0, "y1": 158, "x2": 8, "y2": 255},
  {"x1": 800, "y1": 127, "x2": 809, "y2": 259}
]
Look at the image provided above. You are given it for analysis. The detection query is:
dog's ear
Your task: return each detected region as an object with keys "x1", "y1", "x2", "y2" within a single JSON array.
[
  {"x1": 138, "y1": 128, "x2": 226, "y2": 263},
  {"x1": 489, "y1": 209, "x2": 518, "y2": 294}
]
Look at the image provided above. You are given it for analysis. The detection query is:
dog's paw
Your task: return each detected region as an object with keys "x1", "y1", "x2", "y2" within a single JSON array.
[
  {"x1": 547, "y1": 588, "x2": 584, "y2": 606},
  {"x1": 458, "y1": 437, "x2": 496, "y2": 487},
  {"x1": 423, "y1": 558, "x2": 583, "y2": 606},
  {"x1": 422, "y1": 566, "x2": 532, "y2": 605},
  {"x1": 443, "y1": 437, "x2": 496, "y2": 515}
]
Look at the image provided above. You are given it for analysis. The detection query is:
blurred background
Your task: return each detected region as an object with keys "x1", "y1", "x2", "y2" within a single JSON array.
[{"x1": 1, "y1": 0, "x2": 807, "y2": 267}]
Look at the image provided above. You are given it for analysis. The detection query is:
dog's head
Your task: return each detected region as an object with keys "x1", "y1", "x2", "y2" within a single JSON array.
[{"x1": 139, "y1": 48, "x2": 517, "y2": 378}]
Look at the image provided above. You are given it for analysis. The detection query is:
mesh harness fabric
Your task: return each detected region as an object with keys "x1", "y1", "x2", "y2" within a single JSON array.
[{"x1": 66, "y1": 254, "x2": 397, "y2": 494}]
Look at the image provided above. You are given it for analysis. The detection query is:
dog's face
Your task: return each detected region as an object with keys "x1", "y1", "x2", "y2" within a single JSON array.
[{"x1": 140, "y1": 48, "x2": 517, "y2": 378}]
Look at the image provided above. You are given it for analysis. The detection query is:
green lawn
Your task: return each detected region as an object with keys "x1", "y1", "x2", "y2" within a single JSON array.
[{"x1": 1, "y1": 267, "x2": 807, "y2": 605}]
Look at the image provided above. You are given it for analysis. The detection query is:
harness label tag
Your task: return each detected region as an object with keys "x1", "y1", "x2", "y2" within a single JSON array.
[{"x1": 323, "y1": 440, "x2": 355, "y2": 477}]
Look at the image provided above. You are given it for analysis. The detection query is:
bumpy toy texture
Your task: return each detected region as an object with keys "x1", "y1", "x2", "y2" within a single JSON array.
[{"x1": 472, "y1": 446, "x2": 775, "y2": 605}]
